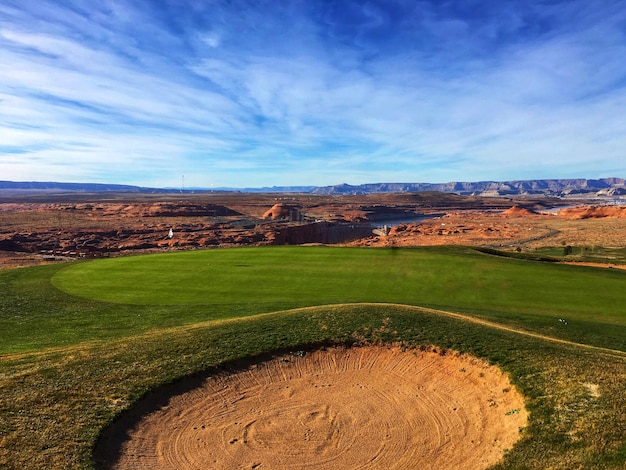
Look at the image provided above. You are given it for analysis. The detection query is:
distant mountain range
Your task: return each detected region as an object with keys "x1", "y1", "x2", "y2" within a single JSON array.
[
  {"x1": 309, "y1": 178, "x2": 626, "y2": 196},
  {"x1": 0, "y1": 181, "x2": 166, "y2": 193},
  {"x1": 1, "y1": 178, "x2": 625, "y2": 197}
]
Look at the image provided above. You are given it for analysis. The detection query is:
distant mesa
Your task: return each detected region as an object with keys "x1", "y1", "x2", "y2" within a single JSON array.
[
  {"x1": 263, "y1": 203, "x2": 302, "y2": 221},
  {"x1": 1, "y1": 177, "x2": 625, "y2": 197},
  {"x1": 502, "y1": 206, "x2": 539, "y2": 216},
  {"x1": 0, "y1": 181, "x2": 155, "y2": 192},
  {"x1": 309, "y1": 178, "x2": 626, "y2": 197}
]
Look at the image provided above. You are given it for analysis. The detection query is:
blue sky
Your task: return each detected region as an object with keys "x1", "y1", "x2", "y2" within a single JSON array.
[{"x1": 1, "y1": 0, "x2": 626, "y2": 188}]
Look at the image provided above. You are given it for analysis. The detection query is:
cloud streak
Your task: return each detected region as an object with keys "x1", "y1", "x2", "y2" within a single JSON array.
[{"x1": 1, "y1": 0, "x2": 626, "y2": 187}]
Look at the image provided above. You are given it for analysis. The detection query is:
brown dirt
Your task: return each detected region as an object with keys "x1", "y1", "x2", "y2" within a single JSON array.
[
  {"x1": 558, "y1": 205, "x2": 626, "y2": 219},
  {"x1": 354, "y1": 208, "x2": 626, "y2": 251},
  {"x1": 108, "y1": 346, "x2": 527, "y2": 470},
  {"x1": 502, "y1": 205, "x2": 538, "y2": 216},
  {"x1": 2, "y1": 192, "x2": 624, "y2": 269}
]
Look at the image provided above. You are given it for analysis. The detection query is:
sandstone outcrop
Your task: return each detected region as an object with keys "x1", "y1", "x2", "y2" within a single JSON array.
[
  {"x1": 502, "y1": 206, "x2": 538, "y2": 216},
  {"x1": 558, "y1": 206, "x2": 626, "y2": 219},
  {"x1": 3, "y1": 192, "x2": 622, "y2": 269},
  {"x1": 262, "y1": 203, "x2": 301, "y2": 221}
]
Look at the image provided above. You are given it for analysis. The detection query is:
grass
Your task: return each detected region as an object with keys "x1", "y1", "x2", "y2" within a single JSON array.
[
  {"x1": 1, "y1": 246, "x2": 626, "y2": 469},
  {"x1": 25, "y1": 245, "x2": 626, "y2": 352},
  {"x1": 532, "y1": 245, "x2": 626, "y2": 263}
]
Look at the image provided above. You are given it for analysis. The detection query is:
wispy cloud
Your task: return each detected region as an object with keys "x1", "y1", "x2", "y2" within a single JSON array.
[{"x1": 1, "y1": 0, "x2": 625, "y2": 187}]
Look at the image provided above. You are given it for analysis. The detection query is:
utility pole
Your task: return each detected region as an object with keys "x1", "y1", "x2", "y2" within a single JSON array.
[{"x1": 182, "y1": 174, "x2": 184, "y2": 193}]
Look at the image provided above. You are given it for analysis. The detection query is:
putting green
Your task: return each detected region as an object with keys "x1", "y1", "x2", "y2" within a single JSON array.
[{"x1": 52, "y1": 246, "x2": 626, "y2": 323}]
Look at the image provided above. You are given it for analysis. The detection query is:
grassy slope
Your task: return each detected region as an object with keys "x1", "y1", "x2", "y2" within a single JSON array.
[
  {"x1": 1, "y1": 246, "x2": 626, "y2": 469},
  {"x1": 1, "y1": 304, "x2": 625, "y2": 469},
  {"x1": 533, "y1": 245, "x2": 626, "y2": 263},
  {"x1": 5, "y1": 245, "x2": 623, "y2": 354}
]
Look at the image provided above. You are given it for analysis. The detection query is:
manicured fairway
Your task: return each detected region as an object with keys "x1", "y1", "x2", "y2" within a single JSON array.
[
  {"x1": 53, "y1": 246, "x2": 626, "y2": 313},
  {"x1": 50, "y1": 246, "x2": 626, "y2": 351}
]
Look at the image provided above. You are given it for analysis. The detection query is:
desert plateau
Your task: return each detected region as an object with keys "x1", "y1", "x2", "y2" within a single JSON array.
[{"x1": 1, "y1": 190, "x2": 625, "y2": 269}]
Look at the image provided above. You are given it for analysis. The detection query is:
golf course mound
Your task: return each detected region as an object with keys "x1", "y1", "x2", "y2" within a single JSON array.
[{"x1": 104, "y1": 346, "x2": 527, "y2": 469}]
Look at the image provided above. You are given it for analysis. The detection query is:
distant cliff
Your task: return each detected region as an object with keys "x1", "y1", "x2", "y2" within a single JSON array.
[
  {"x1": 0, "y1": 181, "x2": 161, "y2": 192},
  {"x1": 2, "y1": 177, "x2": 625, "y2": 197},
  {"x1": 310, "y1": 178, "x2": 626, "y2": 196}
]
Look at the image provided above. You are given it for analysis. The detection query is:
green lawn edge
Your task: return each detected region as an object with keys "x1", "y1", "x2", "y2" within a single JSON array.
[{"x1": 3, "y1": 245, "x2": 626, "y2": 355}]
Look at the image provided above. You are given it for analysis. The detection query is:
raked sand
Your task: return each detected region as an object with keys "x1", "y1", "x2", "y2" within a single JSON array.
[{"x1": 109, "y1": 346, "x2": 527, "y2": 470}]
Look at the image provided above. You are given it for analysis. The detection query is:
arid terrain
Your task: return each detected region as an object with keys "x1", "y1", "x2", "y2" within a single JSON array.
[
  {"x1": 354, "y1": 204, "x2": 626, "y2": 249},
  {"x1": 1, "y1": 190, "x2": 625, "y2": 269}
]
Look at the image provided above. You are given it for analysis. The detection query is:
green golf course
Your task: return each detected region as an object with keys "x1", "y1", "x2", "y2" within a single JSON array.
[
  {"x1": 45, "y1": 245, "x2": 626, "y2": 353},
  {"x1": 1, "y1": 245, "x2": 625, "y2": 469}
]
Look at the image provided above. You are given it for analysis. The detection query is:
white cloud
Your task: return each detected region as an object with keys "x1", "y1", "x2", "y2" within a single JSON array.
[
  {"x1": 1, "y1": 0, "x2": 625, "y2": 187},
  {"x1": 200, "y1": 32, "x2": 221, "y2": 48}
]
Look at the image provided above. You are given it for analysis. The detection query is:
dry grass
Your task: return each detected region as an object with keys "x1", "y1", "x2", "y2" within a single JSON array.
[{"x1": 1, "y1": 305, "x2": 625, "y2": 469}]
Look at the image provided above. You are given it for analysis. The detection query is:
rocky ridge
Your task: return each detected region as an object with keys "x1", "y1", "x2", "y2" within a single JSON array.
[
  {"x1": 311, "y1": 178, "x2": 626, "y2": 196},
  {"x1": 2, "y1": 177, "x2": 625, "y2": 197}
]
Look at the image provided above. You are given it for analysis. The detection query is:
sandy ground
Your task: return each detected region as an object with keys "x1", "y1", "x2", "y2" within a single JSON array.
[
  {"x1": 107, "y1": 346, "x2": 527, "y2": 470},
  {"x1": 354, "y1": 210, "x2": 626, "y2": 250},
  {"x1": 2, "y1": 195, "x2": 625, "y2": 269}
]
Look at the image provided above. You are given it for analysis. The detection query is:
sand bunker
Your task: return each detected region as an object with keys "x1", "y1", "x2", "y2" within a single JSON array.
[{"x1": 106, "y1": 346, "x2": 527, "y2": 469}]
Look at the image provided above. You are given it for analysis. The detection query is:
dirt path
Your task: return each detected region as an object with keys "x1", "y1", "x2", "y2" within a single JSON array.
[
  {"x1": 108, "y1": 346, "x2": 527, "y2": 470},
  {"x1": 398, "y1": 304, "x2": 626, "y2": 359},
  {"x1": 560, "y1": 261, "x2": 626, "y2": 271}
]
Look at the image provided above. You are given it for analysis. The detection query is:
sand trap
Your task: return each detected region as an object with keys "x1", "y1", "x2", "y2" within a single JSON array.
[{"x1": 105, "y1": 346, "x2": 527, "y2": 469}]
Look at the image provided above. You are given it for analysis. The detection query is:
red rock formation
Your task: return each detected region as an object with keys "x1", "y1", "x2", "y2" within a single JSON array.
[
  {"x1": 502, "y1": 206, "x2": 538, "y2": 216},
  {"x1": 262, "y1": 203, "x2": 301, "y2": 221},
  {"x1": 558, "y1": 206, "x2": 626, "y2": 219}
]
